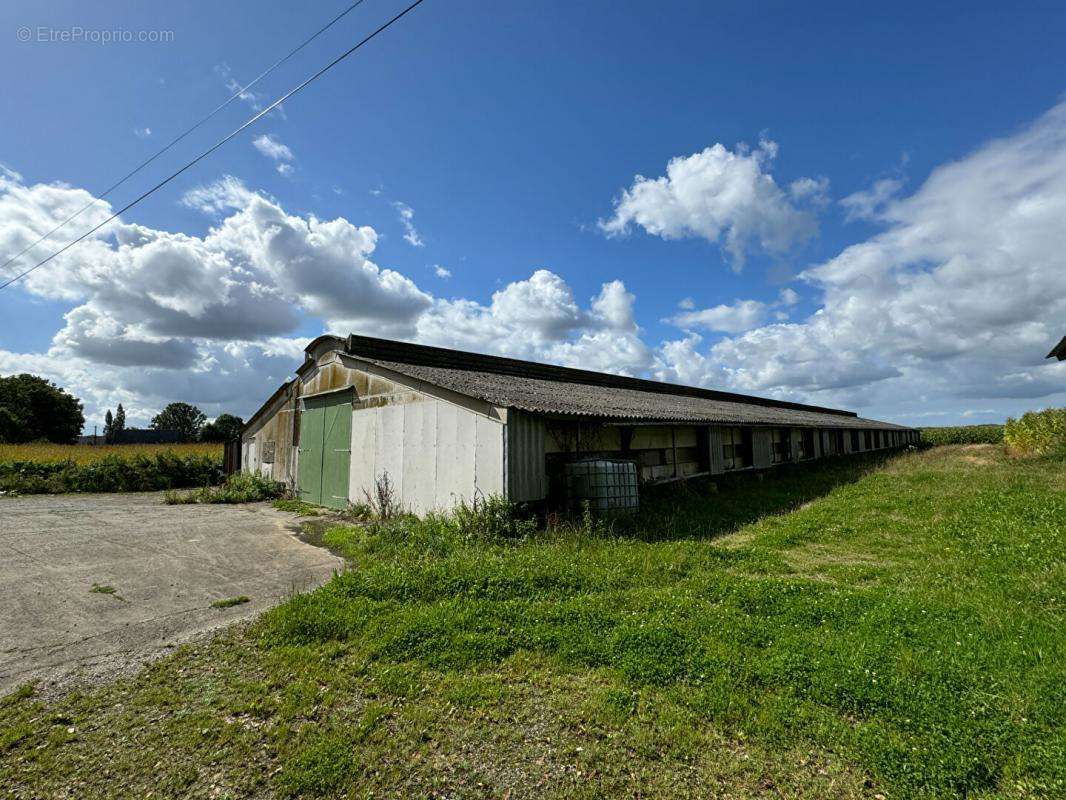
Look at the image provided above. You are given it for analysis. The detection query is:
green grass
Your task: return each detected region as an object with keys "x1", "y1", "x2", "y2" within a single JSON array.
[
  {"x1": 1, "y1": 446, "x2": 1062, "y2": 798},
  {"x1": 211, "y1": 596, "x2": 251, "y2": 609},
  {"x1": 273, "y1": 498, "x2": 324, "y2": 516},
  {"x1": 89, "y1": 583, "x2": 125, "y2": 602},
  {"x1": 164, "y1": 472, "x2": 282, "y2": 505}
]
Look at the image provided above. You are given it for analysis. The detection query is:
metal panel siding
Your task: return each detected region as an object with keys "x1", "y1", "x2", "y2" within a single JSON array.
[
  {"x1": 752, "y1": 428, "x2": 773, "y2": 468},
  {"x1": 434, "y1": 402, "x2": 460, "y2": 509},
  {"x1": 344, "y1": 394, "x2": 501, "y2": 515},
  {"x1": 378, "y1": 404, "x2": 405, "y2": 504},
  {"x1": 401, "y1": 401, "x2": 425, "y2": 512},
  {"x1": 417, "y1": 401, "x2": 439, "y2": 512},
  {"x1": 506, "y1": 410, "x2": 547, "y2": 502},
  {"x1": 707, "y1": 426, "x2": 726, "y2": 474},
  {"x1": 475, "y1": 415, "x2": 505, "y2": 497},
  {"x1": 455, "y1": 408, "x2": 478, "y2": 503},
  {"x1": 349, "y1": 407, "x2": 378, "y2": 507}
]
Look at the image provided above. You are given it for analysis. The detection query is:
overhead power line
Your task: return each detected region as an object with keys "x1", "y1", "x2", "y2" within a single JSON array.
[
  {"x1": 0, "y1": 0, "x2": 370, "y2": 280},
  {"x1": 0, "y1": 0, "x2": 427, "y2": 292}
]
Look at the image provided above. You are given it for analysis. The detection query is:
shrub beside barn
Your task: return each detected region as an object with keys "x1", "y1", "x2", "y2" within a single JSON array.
[{"x1": 242, "y1": 335, "x2": 918, "y2": 511}]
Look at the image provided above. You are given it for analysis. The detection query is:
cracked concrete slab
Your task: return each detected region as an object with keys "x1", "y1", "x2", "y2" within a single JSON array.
[{"x1": 0, "y1": 492, "x2": 342, "y2": 694}]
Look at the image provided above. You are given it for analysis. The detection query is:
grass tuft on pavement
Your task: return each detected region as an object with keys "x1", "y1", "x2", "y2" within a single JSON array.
[{"x1": 211, "y1": 596, "x2": 251, "y2": 609}]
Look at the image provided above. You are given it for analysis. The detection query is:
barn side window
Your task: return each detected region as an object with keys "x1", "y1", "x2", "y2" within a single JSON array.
[
  {"x1": 722, "y1": 427, "x2": 753, "y2": 470},
  {"x1": 798, "y1": 429, "x2": 815, "y2": 459},
  {"x1": 771, "y1": 427, "x2": 791, "y2": 463},
  {"x1": 863, "y1": 430, "x2": 872, "y2": 450},
  {"x1": 850, "y1": 429, "x2": 860, "y2": 451}
]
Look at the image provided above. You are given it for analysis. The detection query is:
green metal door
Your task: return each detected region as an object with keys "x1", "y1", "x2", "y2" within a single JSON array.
[
  {"x1": 321, "y1": 397, "x2": 352, "y2": 510},
  {"x1": 296, "y1": 391, "x2": 352, "y2": 509},
  {"x1": 297, "y1": 399, "x2": 325, "y2": 505}
]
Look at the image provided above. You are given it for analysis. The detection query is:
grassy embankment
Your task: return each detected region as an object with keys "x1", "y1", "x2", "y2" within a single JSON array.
[
  {"x1": 1, "y1": 446, "x2": 1063, "y2": 798},
  {"x1": 0, "y1": 443, "x2": 223, "y2": 494}
]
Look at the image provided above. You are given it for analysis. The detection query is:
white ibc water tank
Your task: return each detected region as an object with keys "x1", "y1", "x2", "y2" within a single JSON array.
[{"x1": 564, "y1": 459, "x2": 639, "y2": 513}]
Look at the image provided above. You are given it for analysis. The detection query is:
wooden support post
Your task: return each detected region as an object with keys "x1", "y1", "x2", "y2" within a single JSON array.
[{"x1": 671, "y1": 426, "x2": 678, "y2": 478}]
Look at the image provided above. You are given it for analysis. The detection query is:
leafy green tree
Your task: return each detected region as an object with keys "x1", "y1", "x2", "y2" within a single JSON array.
[
  {"x1": 0, "y1": 406, "x2": 20, "y2": 444},
  {"x1": 200, "y1": 413, "x2": 245, "y2": 442},
  {"x1": 0, "y1": 374, "x2": 84, "y2": 444},
  {"x1": 104, "y1": 409, "x2": 114, "y2": 443},
  {"x1": 114, "y1": 404, "x2": 126, "y2": 439},
  {"x1": 151, "y1": 402, "x2": 206, "y2": 442}
]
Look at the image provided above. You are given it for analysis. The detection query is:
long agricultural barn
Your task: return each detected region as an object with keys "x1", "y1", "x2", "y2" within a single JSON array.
[{"x1": 242, "y1": 335, "x2": 919, "y2": 512}]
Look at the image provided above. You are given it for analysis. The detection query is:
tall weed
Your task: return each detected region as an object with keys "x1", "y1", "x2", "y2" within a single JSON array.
[{"x1": 164, "y1": 472, "x2": 282, "y2": 504}]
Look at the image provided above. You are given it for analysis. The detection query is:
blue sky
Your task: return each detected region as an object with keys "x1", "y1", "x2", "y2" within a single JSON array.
[{"x1": 1, "y1": 0, "x2": 1064, "y2": 429}]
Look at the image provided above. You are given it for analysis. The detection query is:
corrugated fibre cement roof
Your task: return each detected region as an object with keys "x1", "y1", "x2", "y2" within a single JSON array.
[{"x1": 304, "y1": 334, "x2": 912, "y2": 430}]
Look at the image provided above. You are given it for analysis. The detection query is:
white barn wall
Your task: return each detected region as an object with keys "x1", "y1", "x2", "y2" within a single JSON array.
[{"x1": 349, "y1": 394, "x2": 505, "y2": 516}]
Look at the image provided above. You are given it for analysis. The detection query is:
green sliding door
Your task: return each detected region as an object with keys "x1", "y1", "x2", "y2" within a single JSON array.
[{"x1": 297, "y1": 391, "x2": 352, "y2": 509}]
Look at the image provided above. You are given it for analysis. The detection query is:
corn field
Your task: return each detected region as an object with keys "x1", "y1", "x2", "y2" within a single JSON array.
[
  {"x1": 0, "y1": 443, "x2": 224, "y2": 494},
  {"x1": 1004, "y1": 407, "x2": 1066, "y2": 455},
  {"x1": 917, "y1": 424, "x2": 1004, "y2": 446},
  {"x1": 0, "y1": 442, "x2": 222, "y2": 465}
]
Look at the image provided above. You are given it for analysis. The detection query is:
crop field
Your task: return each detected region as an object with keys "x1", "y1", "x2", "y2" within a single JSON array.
[
  {"x1": 2, "y1": 444, "x2": 1063, "y2": 798},
  {"x1": 1005, "y1": 408, "x2": 1066, "y2": 456},
  {"x1": 0, "y1": 442, "x2": 222, "y2": 465},
  {"x1": 917, "y1": 423, "x2": 1004, "y2": 446},
  {"x1": 0, "y1": 443, "x2": 224, "y2": 494}
]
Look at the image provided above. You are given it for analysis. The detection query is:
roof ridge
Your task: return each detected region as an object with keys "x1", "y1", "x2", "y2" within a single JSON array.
[{"x1": 341, "y1": 333, "x2": 858, "y2": 419}]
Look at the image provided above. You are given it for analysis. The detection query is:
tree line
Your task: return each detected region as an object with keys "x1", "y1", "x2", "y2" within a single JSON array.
[{"x1": 0, "y1": 373, "x2": 243, "y2": 444}]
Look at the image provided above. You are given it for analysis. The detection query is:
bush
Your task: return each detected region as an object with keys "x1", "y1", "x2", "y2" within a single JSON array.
[
  {"x1": 918, "y1": 424, "x2": 1004, "y2": 446},
  {"x1": 0, "y1": 452, "x2": 222, "y2": 494},
  {"x1": 431, "y1": 494, "x2": 538, "y2": 541},
  {"x1": 164, "y1": 472, "x2": 283, "y2": 505},
  {"x1": 1004, "y1": 407, "x2": 1066, "y2": 456}
]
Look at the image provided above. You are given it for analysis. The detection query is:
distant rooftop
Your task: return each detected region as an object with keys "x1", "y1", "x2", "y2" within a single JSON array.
[{"x1": 1048, "y1": 335, "x2": 1066, "y2": 361}]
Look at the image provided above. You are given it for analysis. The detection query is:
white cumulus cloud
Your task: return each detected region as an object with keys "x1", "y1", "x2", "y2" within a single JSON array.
[
  {"x1": 659, "y1": 102, "x2": 1066, "y2": 417},
  {"x1": 4, "y1": 102, "x2": 1065, "y2": 430},
  {"x1": 599, "y1": 139, "x2": 822, "y2": 269}
]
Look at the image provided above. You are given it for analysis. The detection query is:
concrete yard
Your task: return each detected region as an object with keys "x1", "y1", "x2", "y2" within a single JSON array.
[{"x1": 0, "y1": 493, "x2": 342, "y2": 695}]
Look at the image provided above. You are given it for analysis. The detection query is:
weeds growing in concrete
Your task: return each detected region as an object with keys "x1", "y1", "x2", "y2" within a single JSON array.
[
  {"x1": 164, "y1": 472, "x2": 282, "y2": 505},
  {"x1": 211, "y1": 596, "x2": 250, "y2": 609}
]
